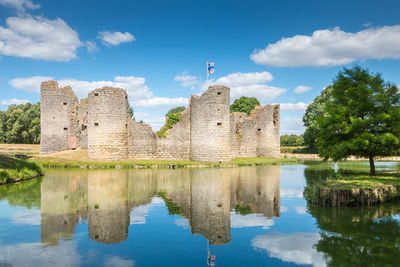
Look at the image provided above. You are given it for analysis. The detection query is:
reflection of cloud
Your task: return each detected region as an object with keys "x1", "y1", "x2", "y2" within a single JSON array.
[
  {"x1": 175, "y1": 218, "x2": 190, "y2": 229},
  {"x1": 230, "y1": 212, "x2": 274, "y2": 229},
  {"x1": 130, "y1": 204, "x2": 151, "y2": 225},
  {"x1": 104, "y1": 255, "x2": 135, "y2": 267},
  {"x1": 130, "y1": 197, "x2": 164, "y2": 225},
  {"x1": 11, "y1": 209, "x2": 41, "y2": 225},
  {"x1": 0, "y1": 241, "x2": 80, "y2": 267},
  {"x1": 280, "y1": 188, "x2": 304, "y2": 198},
  {"x1": 252, "y1": 232, "x2": 326, "y2": 267},
  {"x1": 294, "y1": 206, "x2": 307, "y2": 215}
]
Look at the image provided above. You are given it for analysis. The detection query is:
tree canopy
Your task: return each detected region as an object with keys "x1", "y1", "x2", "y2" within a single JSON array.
[
  {"x1": 280, "y1": 134, "x2": 304, "y2": 146},
  {"x1": 315, "y1": 66, "x2": 400, "y2": 175},
  {"x1": 0, "y1": 103, "x2": 40, "y2": 144},
  {"x1": 302, "y1": 86, "x2": 332, "y2": 152},
  {"x1": 230, "y1": 96, "x2": 260, "y2": 115},
  {"x1": 165, "y1": 106, "x2": 186, "y2": 117}
]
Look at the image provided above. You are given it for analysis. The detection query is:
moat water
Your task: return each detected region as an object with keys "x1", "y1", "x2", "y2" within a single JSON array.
[{"x1": 0, "y1": 162, "x2": 400, "y2": 266}]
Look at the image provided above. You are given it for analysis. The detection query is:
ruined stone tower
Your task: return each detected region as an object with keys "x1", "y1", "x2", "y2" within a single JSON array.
[
  {"x1": 254, "y1": 105, "x2": 280, "y2": 157},
  {"x1": 190, "y1": 85, "x2": 232, "y2": 162},
  {"x1": 40, "y1": 81, "x2": 79, "y2": 154},
  {"x1": 88, "y1": 87, "x2": 129, "y2": 160}
]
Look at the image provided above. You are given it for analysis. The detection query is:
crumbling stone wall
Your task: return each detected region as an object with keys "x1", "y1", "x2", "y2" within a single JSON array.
[
  {"x1": 77, "y1": 98, "x2": 88, "y2": 149},
  {"x1": 230, "y1": 112, "x2": 258, "y2": 158},
  {"x1": 88, "y1": 87, "x2": 129, "y2": 160},
  {"x1": 128, "y1": 119, "x2": 157, "y2": 159},
  {"x1": 40, "y1": 81, "x2": 79, "y2": 153},
  {"x1": 190, "y1": 85, "x2": 232, "y2": 162},
  {"x1": 40, "y1": 81, "x2": 280, "y2": 161},
  {"x1": 253, "y1": 105, "x2": 280, "y2": 158},
  {"x1": 156, "y1": 108, "x2": 191, "y2": 160}
]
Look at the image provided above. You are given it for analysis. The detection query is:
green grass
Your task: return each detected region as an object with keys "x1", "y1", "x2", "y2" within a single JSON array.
[
  {"x1": 32, "y1": 156, "x2": 298, "y2": 169},
  {"x1": 323, "y1": 173, "x2": 400, "y2": 189},
  {"x1": 0, "y1": 155, "x2": 44, "y2": 184}
]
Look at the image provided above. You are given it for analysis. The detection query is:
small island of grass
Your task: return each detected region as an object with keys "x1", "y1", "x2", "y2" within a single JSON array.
[
  {"x1": 0, "y1": 155, "x2": 44, "y2": 185},
  {"x1": 304, "y1": 172, "x2": 400, "y2": 206}
]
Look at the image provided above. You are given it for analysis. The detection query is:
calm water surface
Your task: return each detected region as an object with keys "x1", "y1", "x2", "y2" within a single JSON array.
[{"x1": 0, "y1": 162, "x2": 400, "y2": 266}]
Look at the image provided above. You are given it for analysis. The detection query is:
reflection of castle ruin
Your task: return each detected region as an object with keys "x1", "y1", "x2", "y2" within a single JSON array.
[
  {"x1": 40, "y1": 167, "x2": 280, "y2": 245},
  {"x1": 40, "y1": 81, "x2": 280, "y2": 161}
]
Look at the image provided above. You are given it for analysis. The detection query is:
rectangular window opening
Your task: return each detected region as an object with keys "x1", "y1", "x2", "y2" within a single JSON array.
[
  {"x1": 258, "y1": 128, "x2": 261, "y2": 131},
  {"x1": 94, "y1": 123, "x2": 99, "y2": 126},
  {"x1": 217, "y1": 122, "x2": 222, "y2": 126},
  {"x1": 94, "y1": 93, "x2": 99, "y2": 96},
  {"x1": 63, "y1": 127, "x2": 68, "y2": 130},
  {"x1": 63, "y1": 102, "x2": 67, "y2": 105},
  {"x1": 217, "y1": 92, "x2": 222, "y2": 95}
]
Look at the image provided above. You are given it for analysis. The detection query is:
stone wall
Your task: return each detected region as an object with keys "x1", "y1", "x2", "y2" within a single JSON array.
[
  {"x1": 253, "y1": 105, "x2": 280, "y2": 158},
  {"x1": 156, "y1": 108, "x2": 191, "y2": 160},
  {"x1": 88, "y1": 87, "x2": 129, "y2": 160},
  {"x1": 190, "y1": 85, "x2": 232, "y2": 162},
  {"x1": 128, "y1": 119, "x2": 157, "y2": 159},
  {"x1": 40, "y1": 81, "x2": 79, "y2": 154}
]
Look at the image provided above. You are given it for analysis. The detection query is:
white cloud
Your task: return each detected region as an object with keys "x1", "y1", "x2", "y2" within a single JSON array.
[
  {"x1": 250, "y1": 25, "x2": 400, "y2": 67},
  {"x1": 280, "y1": 117, "x2": 305, "y2": 135},
  {"x1": 104, "y1": 255, "x2": 135, "y2": 267},
  {"x1": 280, "y1": 206, "x2": 288, "y2": 213},
  {"x1": 279, "y1": 102, "x2": 308, "y2": 112},
  {"x1": 230, "y1": 212, "x2": 274, "y2": 229},
  {"x1": 0, "y1": 241, "x2": 81, "y2": 267},
  {"x1": 213, "y1": 72, "x2": 286, "y2": 102},
  {"x1": 10, "y1": 75, "x2": 186, "y2": 112},
  {"x1": 10, "y1": 209, "x2": 40, "y2": 225},
  {"x1": 85, "y1": 41, "x2": 98, "y2": 53},
  {"x1": 10, "y1": 75, "x2": 53, "y2": 92},
  {"x1": 0, "y1": 98, "x2": 30, "y2": 105},
  {"x1": 0, "y1": 0, "x2": 40, "y2": 12},
  {"x1": 251, "y1": 232, "x2": 326, "y2": 267},
  {"x1": 217, "y1": 71, "x2": 273, "y2": 85},
  {"x1": 174, "y1": 71, "x2": 200, "y2": 87},
  {"x1": 98, "y1": 31, "x2": 135, "y2": 46},
  {"x1": 0, "y1": 16, "x2": 82, "y2": 61},
  {"x1": 294, "y1": 85, "x2": 312, "y2": 94},
  {"x1": 134, "y1": 112, "x2": 166, "y2": 130},
  {"x1": 134, "y1": 97, "x2": 188, "y2": 109}
]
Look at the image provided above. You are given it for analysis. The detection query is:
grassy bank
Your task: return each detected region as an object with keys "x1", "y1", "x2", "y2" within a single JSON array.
[
  {"x1": 32, "y1": 156, "x2": 298, "y2": 169},
  {"x1": 0, "y1": 156, "x2": 44, "y2": 184},
  {"x1": 304, "y1": 173, "x2": 400, "y2": 206}
]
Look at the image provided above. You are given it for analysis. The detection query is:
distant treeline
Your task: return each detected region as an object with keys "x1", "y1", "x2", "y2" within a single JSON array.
[
  {"x1": 0, "y1": 103, "x2": 40, "y2": 144},
  {"x1": 280, "y1": 134, "x2": 304, "y2": 147}
]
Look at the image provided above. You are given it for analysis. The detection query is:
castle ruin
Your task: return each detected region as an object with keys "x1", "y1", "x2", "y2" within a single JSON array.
[{"x1": 40, "y1": 81, "x2": 280, "y2": 161}]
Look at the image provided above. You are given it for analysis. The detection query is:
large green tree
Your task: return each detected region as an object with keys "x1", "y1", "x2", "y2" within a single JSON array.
[
  {"x1": 316, "y1": 66, "x2": 400, "y2": 175},
  {"x1": 280, "y1": 134, "x2": 304, "y2": 146},
  {"x1": 0, "y1": 103, "x2": 41, "y2": 144},
  {"x1": 302, "y1": 86, "x2": 332, "y2": 152},
  {"x1": 230, "y1": 96, "x2": 260, "y2": 115}
]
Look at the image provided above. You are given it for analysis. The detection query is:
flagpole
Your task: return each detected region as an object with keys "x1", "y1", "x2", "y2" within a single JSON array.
[{"x1": 206, "y1": 61, "x2": 209, "y2": 88}]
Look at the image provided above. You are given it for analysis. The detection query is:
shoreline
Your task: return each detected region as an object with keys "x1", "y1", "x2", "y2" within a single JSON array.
[
  {"x1": 31, "y1": 157, "x2": 299, "y2": 169},
  {"x1": 0, "y1": 173, "x2": 44, "y2": 185}
]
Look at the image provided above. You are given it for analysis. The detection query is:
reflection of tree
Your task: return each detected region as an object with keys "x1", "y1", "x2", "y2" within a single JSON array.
[
  {"x1": 308, "y1": 203, "x2": 400, "y2": 266},
  {"x1": 0, "y1": 176, "x2": 43, "y2": 208}
]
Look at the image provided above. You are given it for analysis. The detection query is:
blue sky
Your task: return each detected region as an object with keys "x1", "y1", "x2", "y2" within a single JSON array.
[{"x1": 1, "y1": 0, "x2": 400, "y2": 133}]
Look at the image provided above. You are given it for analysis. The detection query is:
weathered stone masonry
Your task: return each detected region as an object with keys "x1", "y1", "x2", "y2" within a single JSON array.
[{"x1": 40, "y1": 81, "x2": 280, "y2": 162}]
